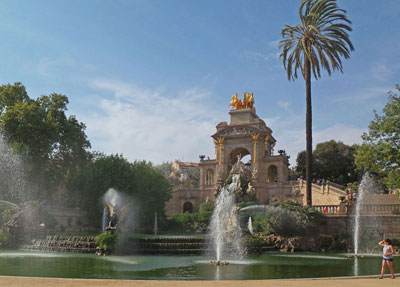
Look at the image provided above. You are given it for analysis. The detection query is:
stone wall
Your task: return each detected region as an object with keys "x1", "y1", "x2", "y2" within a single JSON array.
[
  {"x1": 48, "y1": 207, "x2": 94, "y2": 232},
  {"x1": 165, "y1": 185, "x2": 203, "y2": 217},
  {"x1": 318, "y1": 215, "x2": 400, "y2": 239}
]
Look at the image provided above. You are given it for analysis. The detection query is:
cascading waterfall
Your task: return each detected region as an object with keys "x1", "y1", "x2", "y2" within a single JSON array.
[{"x1": 209, "y1": 174, "x2": 245, "y2": 262}]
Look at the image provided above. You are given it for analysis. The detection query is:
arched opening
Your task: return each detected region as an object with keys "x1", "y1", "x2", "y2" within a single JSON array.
[
  {"x1": 183, "y1": 202, "x2": 193, "y2": 213},
  {"x1": 268, "y1": 165, "x2": 278, "y2": 182},
  {"x1": 205, "y1": 169, "x2": 214, "y2": 185},
  {"x1": 228, "y1": 148, "x2": 251, "y2": 171}
]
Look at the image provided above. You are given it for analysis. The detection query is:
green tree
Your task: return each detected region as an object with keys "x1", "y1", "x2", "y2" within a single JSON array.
[
  {"x1": 69, "y1": 154, "x2": 171, "y2": 230},
  {"x1": 0, "y1": 82, "x2": 91, "y2": 200},
  {"x1": 295, "y1": 140, "x2": 359, "y2": 185},
  {"x1": 279, "y1": 0, "x2": 354, "y2": 205},
  {"x1": 355, "y1": 85, "x2": 400, "y2": 190}
]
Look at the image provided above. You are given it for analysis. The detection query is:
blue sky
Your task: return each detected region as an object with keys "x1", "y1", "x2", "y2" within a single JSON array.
[{"x1": 1, "y1": 0, "x2": 399, "y2": 165}]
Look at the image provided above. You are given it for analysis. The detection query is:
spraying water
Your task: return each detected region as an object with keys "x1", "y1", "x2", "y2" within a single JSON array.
[
  {"x1": 102, "y1": 206, "x2": 109, "y2": 232},
  {"x1": 353, "y1": 173, "x2": 378, "y2": 255},
  {"x1": 154, "y1": 212, "x2": 158, "y2": 235},
  {"x1": 0, "y1": 132, "x2": 28, "y2": 203},
  {"x1": 247, "y1": 217, "x2": 253, "y2": 235},
  {"x1": 0, "y1": 200, "x2": 20, "y2": 209},
  {"x1": 209, "y1": 174, "x2": 245, "y2": 262}
]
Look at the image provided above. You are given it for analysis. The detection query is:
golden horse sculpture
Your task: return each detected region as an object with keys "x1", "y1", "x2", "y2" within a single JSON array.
[{"x1": 228, "y1": 92, "x2": 255, "y2": 110}]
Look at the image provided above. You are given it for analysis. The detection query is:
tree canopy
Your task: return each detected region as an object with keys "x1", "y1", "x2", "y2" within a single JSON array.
[
  {"x1": 355, "y1": 85, "x2": 400, "y2": 190},
  {"x1": 0, "y1": 82, "x2": 91, "y2": 201},
  {"x1": 69, "y1": 154, "x2": 171, "y2": 230},
  {"x1": 295, "y1": 140, "x2": 359, "y2": 185}
]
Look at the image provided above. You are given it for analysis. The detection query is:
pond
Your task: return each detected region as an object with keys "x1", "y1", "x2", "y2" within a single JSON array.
[{"x1": 0, "y1": 250, "x2": 398, "y2": 280}]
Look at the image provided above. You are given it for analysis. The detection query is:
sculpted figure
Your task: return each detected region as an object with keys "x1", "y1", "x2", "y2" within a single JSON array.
[
  {"x1": 242, "y1": 92, "x2": 248, "y2": 108},
  {"x1": 248, "y1": 93, "x2": 254, "y2": 108},
  {"x1": 228, "y1": 93, "x2": 239, "y2": 109},
  {"x1": 229, "y1": 92, "x2": 255, "y2": 110}
]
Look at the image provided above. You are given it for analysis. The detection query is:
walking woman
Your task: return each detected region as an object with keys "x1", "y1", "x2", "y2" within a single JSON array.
[{"x1": 378, "y1": 239, "x2": 395, "y2": 279}]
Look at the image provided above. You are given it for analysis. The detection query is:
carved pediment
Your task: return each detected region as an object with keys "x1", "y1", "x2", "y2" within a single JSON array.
[{"x1": 212, "y1": 126, "x2": 262, "y2": 139}]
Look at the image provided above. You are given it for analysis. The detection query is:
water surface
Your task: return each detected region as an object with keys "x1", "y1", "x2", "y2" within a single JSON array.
[{"x1": 0, "y1": 250, "x2": 397, "y2": 280}]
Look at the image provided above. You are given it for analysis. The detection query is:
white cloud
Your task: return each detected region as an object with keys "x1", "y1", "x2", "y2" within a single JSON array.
[
  {"x1": 313, "y1": 124, "x2": 365, "y2": 146},
  {"x1": 371, "y1": 62, "x2": 392, "y2": 82},
  {"x1": 264, "y1": 116, "x2": 365, "y2": 166},
  {"x1": 242, "y1": 40, "x2": 280, "y2": 63},
  {"x1": 82, "y1": 79, "x2": 367, "y2": 167},
  {"x1": 35, "y1": 57, "x2": 96, "y2": 78},
  {"x1": 83, "y1": 79, "x2": 224, "y2": 164},
  {"x1": 277, "y1": 100, "x2": 293, "y2": 113},
  {"x1": 333, "y1": 86, "x2": 390, "y2": 103}
]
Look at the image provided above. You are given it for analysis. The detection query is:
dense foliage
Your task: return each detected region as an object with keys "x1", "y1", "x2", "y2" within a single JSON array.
[
  {"x1": 253, "y1": 200, "x2": 321, "y2": 237},
  {"x1": 355, "y1": 85, "x2": 400, "y2": 190},
  {"x1": 295, "y1": 140, "x2": 359, "y2": 185},
  {"x1": 0, "y1": 82, "x2": 91, "y2": 201},
  {"x1": 96, "y1": 230, "x2": 120, "y2": 250},
  {"x1": 171, "y1": 202, "x2": 214, "y2": 233},
  {"x1": 69, "y1": 154, "x2": 171, "y2": 230}
]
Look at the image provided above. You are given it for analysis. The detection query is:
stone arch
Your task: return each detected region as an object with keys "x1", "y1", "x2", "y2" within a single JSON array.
[
  {"x1": 183, "y1": 202, "x2": 193, "y2": 213},
  {"x1": 228, "y1": 147, "x2": 252, "y2": 172},
  {"x1": 205, "y1": 169, "x2": 214, "y2": 185},
  {"x1": 268, "y1": 165, "x2": 278, "y2": 182},
  {"x1": 229, "y1": 147, "x2": 250, "y2": 165}
]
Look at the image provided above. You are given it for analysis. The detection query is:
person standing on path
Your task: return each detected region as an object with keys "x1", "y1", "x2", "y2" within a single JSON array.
[{"x1": 378, "y1": 239, "x2": 395, "y2": 279}]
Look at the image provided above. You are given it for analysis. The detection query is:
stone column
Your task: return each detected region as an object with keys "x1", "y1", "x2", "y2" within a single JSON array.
[{"x1": 251, "y1": 133, "x2": 260, "y2": 163}]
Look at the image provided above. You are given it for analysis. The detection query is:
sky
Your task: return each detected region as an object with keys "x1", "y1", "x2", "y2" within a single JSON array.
[{"x1": 0, "y1": 0, "x2": 399, "y2": 166}]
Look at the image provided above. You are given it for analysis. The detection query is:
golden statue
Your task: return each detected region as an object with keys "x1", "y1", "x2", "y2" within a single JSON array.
[
  {"x1": 228, "y1": 93, "x2": 239, "y2": 109},
  {"x1": 228, "y1": 92, "x2": 255, "y2": 110}
]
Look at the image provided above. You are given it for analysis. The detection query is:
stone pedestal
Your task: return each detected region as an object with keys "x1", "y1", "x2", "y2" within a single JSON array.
[{"x1": 229, "y1": 108, "x2": 257, "y2": 125}]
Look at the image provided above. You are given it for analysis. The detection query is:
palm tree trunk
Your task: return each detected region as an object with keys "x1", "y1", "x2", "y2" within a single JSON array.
[{"x1": 305, "y1": 58, "x2": 312, "y2": 207}]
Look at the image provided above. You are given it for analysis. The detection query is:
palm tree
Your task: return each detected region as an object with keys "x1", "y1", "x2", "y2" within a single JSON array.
[{"x1": 279, "y1": 0, "x2": 354, "y2": 206}]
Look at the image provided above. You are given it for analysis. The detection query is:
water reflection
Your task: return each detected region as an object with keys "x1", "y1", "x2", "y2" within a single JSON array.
[
  {"x1": 215, "y1": 265, "x2": 221, "y2": 280},
  {"x1": 0, "y1": 251, "x2": 397, "y2": 280},
  {"x1": 353, "y1": 256, "x2": 359, "y2": 276}
]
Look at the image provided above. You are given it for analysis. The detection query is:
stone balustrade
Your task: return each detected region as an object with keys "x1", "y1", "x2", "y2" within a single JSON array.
[
  {"x1": 347, "y1": 204, "x2": 400, "y2": 215},
  {"x1": 314, "y1": 203, "x2": 400, "y2": 216},
  {"x1": 314, "y1": 205, "x2": 340, "y2": 214}
]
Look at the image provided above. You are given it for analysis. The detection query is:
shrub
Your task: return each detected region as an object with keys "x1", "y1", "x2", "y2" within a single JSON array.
[
  {"x1": 172, "y1": 213, "x2": 197, "y2": 232},
  {"x1": 264, "y1": 200, "x2": 322, "y2": 236},
  {"x1": 96, "y1": 231, "x2": 120, "y2": 250},
  {"x1": 170, "y1": 202, "x2": 214, "y2": 233},
  {"x1": 245, "y1": 235, "x2": 265, "y2": 254}
]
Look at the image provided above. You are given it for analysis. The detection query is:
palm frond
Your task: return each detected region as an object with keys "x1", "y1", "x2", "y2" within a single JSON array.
[{"x1": 280, "y1": 0, "x2": 354, "y2": 81}]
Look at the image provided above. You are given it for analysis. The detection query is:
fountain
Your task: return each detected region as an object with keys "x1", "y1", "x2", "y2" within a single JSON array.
[
  {"x1": 247, "y1": 217, "x2": 253, "y2": 235},
  {"x1": 0, "y1": 131, "x2": 28, "y2": 203},
  {"x1": 208, "y1": 156, "x2": 247, "y2": 264},
  {"x1": 102, "y1": 188, "x2": 124, "y2": 232},
  {"x1": 154, "y1": 212, "x2": 158, "y2": 235},
  {"x1": 101, "y1": 206, "x2": 109, "y2": 232},
  {"x1": 353, "y1": 173, "x2": 379, "y2": 256}
]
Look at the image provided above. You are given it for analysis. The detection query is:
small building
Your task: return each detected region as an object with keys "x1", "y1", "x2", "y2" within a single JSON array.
[{"x1": 171, "y1": 161, "x2": 199, "y2": 182}]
